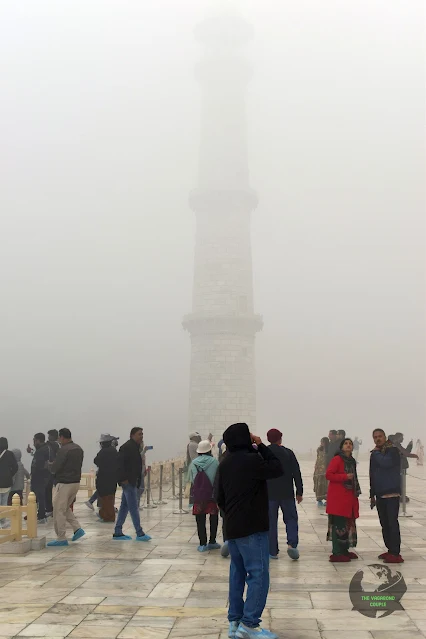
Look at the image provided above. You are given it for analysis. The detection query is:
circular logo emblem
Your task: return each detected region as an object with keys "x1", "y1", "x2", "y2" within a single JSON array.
[{"x1": 349, "y1": 564, "x2": 407, "y2": 618}]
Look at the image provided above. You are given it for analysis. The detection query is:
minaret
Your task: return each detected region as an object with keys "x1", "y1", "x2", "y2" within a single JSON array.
[{"x1": 183, "y1": 12, "x2": 263, "y2": 444}]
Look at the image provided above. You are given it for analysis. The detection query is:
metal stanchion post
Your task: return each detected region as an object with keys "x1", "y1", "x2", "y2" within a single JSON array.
[
  {"x1": 399, "y1": 468, "x2": 412, "y2": 518},
  {"x1": 171, "y1": 462, "x2": 178, "y2": 500},
  {"x1": 173, "y1": 467, "x2": 189, "y2": 514},
  {"x1": 156, "y1": 465, "x2": 167, "y2": 505},
  {"x1": 145, "y1": 467, "x2": 157, "y2": 509}
]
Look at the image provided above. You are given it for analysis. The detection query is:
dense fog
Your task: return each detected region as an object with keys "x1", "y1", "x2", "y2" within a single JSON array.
[{"x1": 1, "y1": 0, "x2": 424, "y2": 470}]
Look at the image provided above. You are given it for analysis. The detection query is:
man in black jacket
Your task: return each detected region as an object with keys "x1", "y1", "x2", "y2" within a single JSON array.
[
  {"x1": 31, "y1": 433, "x2": 50, "y2": 522},
  {"x1": 0, "y1": 437, "x2": 18, "y2": 526},
  {"x1": 216, "y1": 423, "x2": 282, "y2": 639},
  {"x1": 266, "y1": 429, "x2": 303, "y2": 561},
  {"x1": 113, "y1": 427, "x2": 152, "y2": 542},
  {"x1": 45, "y1": 429, "x2": 60, "y2": 516}
]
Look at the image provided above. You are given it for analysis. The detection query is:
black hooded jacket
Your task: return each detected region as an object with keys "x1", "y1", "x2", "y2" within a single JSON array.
[
  {"x1": 0, "y1": 447, "x2": 18, "y2": 489},
  {"x1": 94, "y1": 446, "x2": 118, "y2": 497},
  {"x1": 215, "y1": 423, "x2": 283, "y2": 540}
]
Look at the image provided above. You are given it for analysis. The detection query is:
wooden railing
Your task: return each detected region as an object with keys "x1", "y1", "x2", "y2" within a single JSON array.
[
  {"x1": 0, "y1": 492, "x2": 38, "y2": 544},
  {"x1": 80, "y1": 472, "x2": 96, "y2": 497}
]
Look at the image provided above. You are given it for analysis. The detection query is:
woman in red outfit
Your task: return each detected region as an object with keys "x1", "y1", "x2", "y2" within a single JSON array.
[{"x1": 326, "y1": 438, "x2": 360, "y2": 562}]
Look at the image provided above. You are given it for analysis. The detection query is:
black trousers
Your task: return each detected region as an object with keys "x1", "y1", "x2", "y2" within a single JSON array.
[
  {"x1": 8, "y1": 490, "x2": 23, "y2": 505},
  {"x1": 376, "y1": 496, "x2": 401, "y2": 555},
  {"x1": 195, "y1": 513, "x2": 219, "y2": 547},
  {"x1": 32, "y1": 479, "x2": 47, "y2": 520},
  {"x1": 221, "y1": 512, "x2": 227, "y2": 542},
  {"x1": 45, "y1": 476, "x2": 54, "y2": 513}
]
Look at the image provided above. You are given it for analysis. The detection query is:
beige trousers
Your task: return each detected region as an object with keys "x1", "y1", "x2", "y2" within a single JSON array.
[{"x1": 53, "y1": 483, "x2": 80, "y2": 540}]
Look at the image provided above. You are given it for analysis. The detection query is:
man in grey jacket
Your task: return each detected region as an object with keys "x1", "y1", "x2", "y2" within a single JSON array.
[
  {"x1": 47, "y1": 428, "x2": 85, "y2": 547},
  {"x1": 187, "y1": 432, "x2": 202, "y2": 464}
]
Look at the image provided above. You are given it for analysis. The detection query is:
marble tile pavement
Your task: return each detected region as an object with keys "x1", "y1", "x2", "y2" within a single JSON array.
[{"x1": 1, "y1": 460, "x2": 426, "y2": 639}]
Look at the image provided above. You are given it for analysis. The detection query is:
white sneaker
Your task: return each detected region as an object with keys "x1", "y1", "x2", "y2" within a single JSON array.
[{"x1": 85, "y1": 501, "x2": 95, "y2": 511}]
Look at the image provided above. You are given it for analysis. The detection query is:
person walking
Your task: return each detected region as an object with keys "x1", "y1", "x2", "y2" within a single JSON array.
[
  {"x1": 86, "y1": 437, "x2": 119, "y2": 512},
  {"x1": 370, "y1": 429, "x2": 405, "y2": 564},
  {"x1": 313, "y1": 437, "x2": 329, "y2": 506},
  {"x1": 45, "y1": 429, "x2": 60, "y2": 516},
  {"x1": 0, "y1": 438, "x2": 18, "y2": 527},
  {"x1": 94, "y1": 434, "x2": 118, "y2": 522},
  {"x1": 8, "y1": 449, "x2": 30, "y2": 505},
  {"x1": 47, "y1": 428, "x2": 85, "y2": 547},
  {"x1": 266, "y1": 429, "x2": 303, "y2": 561},
  {"x1": 187, "y1": 432, "x2": 202, "y2": 463},
  {"x1": 326, "y1": 437, "x2": 360, "y2": 562},
  {"x1": 216, "y1": 423, "x2": 283, "y2": 639},
  {"x1": 415, "y1": 439, "x2": 424, "y2": 466},
  {"x1": 113, "y1": 427, "x2": 151, "y2": 542},
  {"x1": 214, "y1": 443, "x2": 230, "y2": 558},
  {"x1": 31, "y1": 433, "x2": 51, "y2": 523},
  {"x1": 189, "y1": 439, "x2": 220, "y2": 552},
  {"x1": 352, "y1": 437, "x2": 362, "y2": 462},
  {"x1": 389, "y1": 432, "x2": 418, "y2": 502}
]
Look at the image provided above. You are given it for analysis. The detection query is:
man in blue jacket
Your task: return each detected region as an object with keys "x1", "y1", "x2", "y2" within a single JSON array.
[{"x1": 370, "y1": 429, "x2": 404, "y2": 564}]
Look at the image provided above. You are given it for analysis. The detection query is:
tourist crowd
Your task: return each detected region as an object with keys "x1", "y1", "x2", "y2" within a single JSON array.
[{"x1": 0, "y1": 424, "x2": 423, "y2": 639}]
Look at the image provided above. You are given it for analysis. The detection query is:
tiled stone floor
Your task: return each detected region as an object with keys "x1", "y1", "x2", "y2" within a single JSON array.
[{"x1": 1, "y1": 460, "x2": 426, "y2": 638}]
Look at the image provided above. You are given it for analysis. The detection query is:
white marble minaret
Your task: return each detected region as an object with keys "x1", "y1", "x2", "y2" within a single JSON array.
[{"x1": 183, "y1": 13, "x2": 263, "y2": 444}]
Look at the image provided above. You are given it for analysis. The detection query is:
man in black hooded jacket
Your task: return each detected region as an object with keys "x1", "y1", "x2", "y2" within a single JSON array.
[{"x1": 216, "y1": 423, "x2": 283, "y2": 639}]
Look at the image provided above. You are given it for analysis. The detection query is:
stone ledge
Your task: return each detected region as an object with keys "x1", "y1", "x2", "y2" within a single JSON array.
[
  {"x1": 0, "y1": 538, "x2": 32, "y2": 555},
  {"x1": 0, "y1": 535, "x2": 46, "y2": 555},
  {"x1": 31, "y1": 536, "x2": 47, "y2": 551}
]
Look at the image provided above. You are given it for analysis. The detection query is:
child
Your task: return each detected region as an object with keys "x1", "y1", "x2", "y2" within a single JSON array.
[{"x1": 189, "y1": 440, "x2": 220, "y2": 552}]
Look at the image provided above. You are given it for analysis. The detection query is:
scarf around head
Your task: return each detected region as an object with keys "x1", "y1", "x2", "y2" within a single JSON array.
[{"x1": 337, "y1": 451, "x2": 361, "y2": 496}]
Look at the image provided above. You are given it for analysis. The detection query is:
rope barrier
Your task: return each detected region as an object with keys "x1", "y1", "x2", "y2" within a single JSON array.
[{"x1": 145, "y1": 468, "x2": 157, "y2": 509}]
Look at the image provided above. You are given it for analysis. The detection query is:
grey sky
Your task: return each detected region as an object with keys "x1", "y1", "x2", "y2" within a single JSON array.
[{"x1": 1, "y1": 0, "x2": 424, "y2": 468}]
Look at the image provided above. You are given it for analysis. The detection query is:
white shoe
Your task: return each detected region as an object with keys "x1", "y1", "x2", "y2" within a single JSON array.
[{"x1": 85, "y1": 501, "x2": 95, "y2": 511}]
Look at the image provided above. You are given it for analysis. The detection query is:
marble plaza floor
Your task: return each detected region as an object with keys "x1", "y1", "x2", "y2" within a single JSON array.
[{"x1": 1, "y1": 460, "x2": 426, "y2": 639}]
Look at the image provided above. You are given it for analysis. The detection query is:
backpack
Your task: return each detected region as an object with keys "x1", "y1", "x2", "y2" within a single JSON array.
[{"x1": 191, "y1": 465, "x2": 214, "y2": 504}]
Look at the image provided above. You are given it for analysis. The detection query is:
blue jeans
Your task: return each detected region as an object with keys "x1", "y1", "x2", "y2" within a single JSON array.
[
  {"x1": 228, "y1": 532, "x2": 270, "y2": 628},
  {"x1": 114, "y1": 484, "x2": 144, "y2": 537},
  {"x1": 268, "y1": 498, "x2": 299, "y2": 556},
  {"x1": 0, "y1": 491, "x2": 8, "y2": 526}
]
